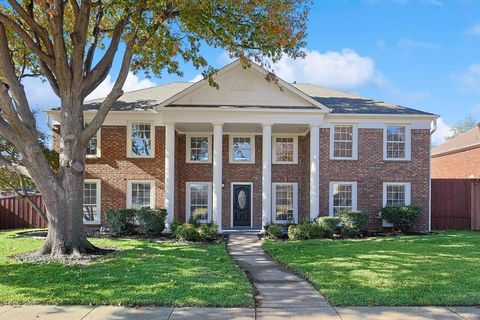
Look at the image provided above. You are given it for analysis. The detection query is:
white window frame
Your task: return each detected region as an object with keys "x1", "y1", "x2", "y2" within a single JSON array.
[
  {"x1": 329, "y1": 124, "x2": 358, "y2": 160},
  {"x1": 271, "y1": 182, "x2": 298, "y2": 224},
  {"x1": 229, "y1": 135, "x2": 255, "y2": 164},
  {"x1": 186, "y1": 182, "x2": 212, "y2": 223},
  {"x1": 383, "y1": 124, "x2": 411, "y2": 161},
  {"x1": 85, "y1": 124, "x2": 101, "y2": 158},
  {"x1": 382, "y1": 182, "x2": 411, "y2": 227},
  {"x1": 272, "y1": 135, "x2": 298, "y2": 164},
  {"x1": 83, "y1": 179, "x2": 101, "y2": 225},
  {"x1": 126, "y1": 180, "x2": 155, "y2": 209},
  {"x1": 127, "y1": 121, "x2": 155, "y2": 158},
  {"x1": 329, "y1": 181, "x2": 358, "y2": 217},
  {"x1": 186, "y1": 134, "x2": 212, "y2": 163}
]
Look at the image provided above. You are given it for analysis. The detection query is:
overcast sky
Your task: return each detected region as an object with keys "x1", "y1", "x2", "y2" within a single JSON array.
[{"x1": 26, "y1": 0, "x2": 480, "y2": 145}]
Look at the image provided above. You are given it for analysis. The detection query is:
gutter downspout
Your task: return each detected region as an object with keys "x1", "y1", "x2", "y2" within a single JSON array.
[{"x1": 428, "y1": 118, "x2": 438, "y2": 232}]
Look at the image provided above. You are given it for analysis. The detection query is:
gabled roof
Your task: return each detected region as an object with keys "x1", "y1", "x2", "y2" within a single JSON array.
[{"x1": 432, "y1": 125, "x2": 480, "y2": 157}]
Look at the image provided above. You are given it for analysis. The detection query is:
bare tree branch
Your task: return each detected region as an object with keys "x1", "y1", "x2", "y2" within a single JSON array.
[
  {"x1": 84, "y1": 5, "x2": 104, "y2": 74},
  {"x1": 48, "y1": 0, "x2": 71, "y2": 88},
  {"x1": 0, "y1": 155, "x2": 31, "y2": 177},
  {"x1": 71, "y1": 0, "x2": 91, "y2": 84},
  {"x1": 0, "y1": 115, "x2": 18, "y2": 144}
]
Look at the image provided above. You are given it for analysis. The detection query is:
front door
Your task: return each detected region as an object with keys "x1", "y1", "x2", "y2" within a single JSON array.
[{"x1": 232, "y1": 184, "x2": 252, "y2": 227}]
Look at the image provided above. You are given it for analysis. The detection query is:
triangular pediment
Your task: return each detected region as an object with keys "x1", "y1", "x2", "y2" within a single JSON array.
[{"x1": 158, "y1": 60, "x2": 329, "y2": 111}]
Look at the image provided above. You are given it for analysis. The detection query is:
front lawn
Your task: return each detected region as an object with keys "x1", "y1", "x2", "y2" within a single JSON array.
[
  {"x1": 0, "y1": 230, "x2": 253, "y2": 307},
  {"x1": 263, "y1": 231, "x2": 480, "y2": 306}
]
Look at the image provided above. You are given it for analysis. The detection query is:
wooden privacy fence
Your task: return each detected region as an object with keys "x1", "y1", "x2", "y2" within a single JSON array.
[
  {"x1": 0, "y1": 195, "x2": 47, "y2": 230},
  {"x1": 431, "y1": 179, "x2": 480, "y2": 230}
]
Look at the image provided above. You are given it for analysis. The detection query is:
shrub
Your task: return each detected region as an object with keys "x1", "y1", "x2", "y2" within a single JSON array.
[
  {"x1": 265, "y1": 224, "x2": 283, "y2": 239},
  {"x1": 188, "y1": 216, "x2": 201, "y2": 228},
  {"x1": 136, "y1": 208, "x2": 167, "y2": 237},
  {"x1": 287, "y1": 224, "x2": 302, "y2": 240},
  {"x1": 380, "y1": 205, "x2": 423, "y2": 232},
  {"x1": 170, "y1": 218, "x2": 182, "y2": 235},
  {"x1": 175, "y1": 223, "x2": 200, "y2": 241},
  {"x1": 198, "y1": 223, "x2": 218, "y2": 241},
  {"x1": 337, "y1": 211, "x2": 369, "y2": 238},
  {"x1": 316, "y1": 216, "x2": 341, "y2": 237},
  {"x1": 105, "y1": 209, "x2": 136, "y2": 235},
  {"x1": 288, "y1": 222, "x2": 328, "y2": 240}
]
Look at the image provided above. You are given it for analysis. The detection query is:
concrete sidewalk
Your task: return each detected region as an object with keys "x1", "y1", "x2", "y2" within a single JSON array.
[{"x1": 1, "y1": 305, "x2": 480, "y2": 319}]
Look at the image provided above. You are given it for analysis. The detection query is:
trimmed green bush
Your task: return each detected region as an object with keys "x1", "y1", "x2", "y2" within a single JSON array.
[
  {"x1": 136, "y1": 208, "x2": 167, "y2": 237},
  {"x1": 198, "y1": 223, "x2": 218, "y2": 241},
  {"x1": 174, "y1": 223, "x2": 200, "y2": 241},
  {"x1": 288, "y1": 222, "x2": 328, "y2": 240},
  {"x1": 380, "y1": 205, "x2": 423, "y2": 232},
  {"x1": 337, "y1": 211, "x2": 369, "y2": 238},
  {"x1": 287, "y1": 224, "x2": 302, "y2": 240},
  {"x1": 170, "y1": 218, "x2": 182, "y2": 235},
  {"x1": 105, "y1": 209, "x2": 136, "y2": 235},
  {"x1": 265, "y1": 224, "x2": 283, "y2": 239},
  {"x1": 316, "y1": 216, "x2": 341, "y2": 237}
]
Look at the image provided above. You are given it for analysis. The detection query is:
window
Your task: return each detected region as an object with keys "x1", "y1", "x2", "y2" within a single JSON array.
[
  {"x1": 186, "y1": 182, "x2": 212, "y2": 223},
  {"x1": 85, "y1": 123, "x2": 101, "y2": 157},
  {"x1": 186, "y1": 135, "x2": 211, "y2": 163},
  {"x1": 128, "y1": 122, "x2": 154, "y2": 157},
  {"x1": 272, "y1": 183, "x2": 298, "y2": 223},
  {"x1": 330, "y1": 124, "x2": 358, "y2": 160},
  {"x1": 273, "y1": 136, "x2": 298, "y2": 164},
  {"x1": 384, "y1": 125, "x2": 411, "y2": 160},
  {"x1": 83, "y1": 180, "x2": 101, "y2": 224},
  {"x1": 382, "y1": 182, "x2": 411, "y2": 227},
  {"x1": 329, "y1": 182, "x2": 357, "y2": 216},
  {"x1": 127, "y1": 181, "x2": 155, "y2": 209},
  {"x1": 230, "y1": 135, "x2": 255, "y2": 163}
]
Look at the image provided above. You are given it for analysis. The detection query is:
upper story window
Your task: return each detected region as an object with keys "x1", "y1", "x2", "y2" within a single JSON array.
[
  {"x1": 83, "y1": 179, "x2": 101, "y2": 224},
  {"x1": 330, "y1": 124, "x2": 358, "y2": 160},
  {"x1": 230, "y1": 135, "x2": 255, "y2": 163},
  {"x1": 273, "y1": 136, "x2": 298, "y2": 164},
  {"x1": 186, "y1": 182, "x2": 212, "y2": 223},
  {"x1": 127, "y1": 180, "x2": 155, "y2": 209},
  {"x1": 329, "y1": 181, "x2": 357, "y2": 216},
  {"x1": 186, "y1": 135, "x2": 211, "y2": 163},
  {"x1": 128, "y1": 122, "x2": 154, "y2": 157},
  {"x1": 384, "y1": 125, "x2": 411, "y2": 161},
  {"x1": 272, "y1": 182, "x2": 298, "y2": 223},
  {"x1": 85, "y1": 123, "x2": 101, "y2": 158}
]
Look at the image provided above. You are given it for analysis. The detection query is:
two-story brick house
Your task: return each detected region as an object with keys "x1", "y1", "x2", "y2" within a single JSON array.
[{"x1": 47, "y1": 60, "x2": 438, "y2": 232}]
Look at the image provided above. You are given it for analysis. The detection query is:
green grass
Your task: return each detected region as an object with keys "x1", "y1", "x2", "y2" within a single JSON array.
[
  {"x1": 0, "y1": 230, "x2": 253, "y2": 307},
  {"x1": 263, "y1": 231, "x2": 480, "y2": 306}
]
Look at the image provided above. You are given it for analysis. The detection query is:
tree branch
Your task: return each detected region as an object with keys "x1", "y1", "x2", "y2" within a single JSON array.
[
  {"x1": 71, "y1": 0, "x2": 91, "y2": 84},
  {"x1": 0, "y1": 155, "x2": 31, "y2": 177},
  {"x1": 48, "y1": 0, "x2": 71, "y2": 88}
]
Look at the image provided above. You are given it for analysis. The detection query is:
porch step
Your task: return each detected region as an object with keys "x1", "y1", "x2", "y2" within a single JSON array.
[{"x1": 222, "y1": 229, "x2": 262, "y2": 235}]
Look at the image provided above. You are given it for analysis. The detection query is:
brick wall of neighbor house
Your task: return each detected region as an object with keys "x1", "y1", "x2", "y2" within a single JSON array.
[
  {"x1": 83, "y1": 126, "x2": 166, "y2": 225},
  {"x1": 319, "y1": 128, "x2": 431, "y2": 231},
  {"x1": 432, "y1": 148, "x2": 480, "y2": 179}
]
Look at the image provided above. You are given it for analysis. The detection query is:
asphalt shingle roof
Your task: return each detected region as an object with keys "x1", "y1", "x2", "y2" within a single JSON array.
[
  {"x1": 57, "y1": 81, "x2": 433, "y2": 116},
  {"x1": 432, "y1": 125, "x2": 480, "y2": 156}
]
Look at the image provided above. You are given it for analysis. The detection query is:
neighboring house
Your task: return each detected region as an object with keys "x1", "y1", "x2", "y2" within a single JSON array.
[
  {"x1": 432, "y1": 124, "x2": 480, "y2": 178},
  {"x1": 47, "y1": 60, "x2": 437, "y2": 232}
]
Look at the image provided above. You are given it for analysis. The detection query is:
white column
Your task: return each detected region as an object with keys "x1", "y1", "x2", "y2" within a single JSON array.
[
  {"x1": 212, "y1": 123, "x2": 223, "y2": 231},
  {"x1": 310, "y1": 125, "x2": 320, "y2": 220},
  {"x1": 165, "y1": 123, "x2": 175, "y2": 231},
  {"x1": 262, "y1": 124, "x2": 272, "y2": 229}
]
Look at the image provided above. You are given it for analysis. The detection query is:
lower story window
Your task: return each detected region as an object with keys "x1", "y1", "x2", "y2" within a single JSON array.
[
  {"x1": 186, "y1": 182, "x2": 212, "y2": 223},
  {"x1": 329, "y1": 182, "x2": 357, "y2": 216},
  {"x1": 383, "y1": 182, "x2": 411, "y2": 206},
  {"x1": 272, "y1": 183, "x2": 298, "y2": 223},
  {"x1": 127, "y1": 181, "x2": 155, "y2": 209},
  {"x1": 83, "y1": 180, "x2": 101, "y2": 224}
]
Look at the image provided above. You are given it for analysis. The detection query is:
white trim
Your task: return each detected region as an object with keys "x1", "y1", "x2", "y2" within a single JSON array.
[
  {"x1": 272, "y1": 135, "x2": 298, "y2": 164},
  {"x1": 230, "y1": 182, "x2": 254, "y2": 228},
  {"x1": 126, "y1": 121, "x2": 155, "y2": 158},
  {"x1": 185, "y1": 134, "x2": 212, "y2": 163},
  {"x1": 329, "y1": 124, "x2": 358, "y2": 160},
  {"x1": 328, "y1": 181, "x2": 358, "y2": 217},
  {"x1": 85, "y1": 126, "x2": 102, "y2": 158},
  {"x1": 126, "y1": 180, "x2": 156, "y2": 209},
  {"x1": 271, "y1": 182, "x2": 298, "y2": 224},
  {"x1": 83, "y1": 179, "x2": 101, "y2": 225},
  {"x1": 164, "y1": 123, "x2": 175, "y2": 230},
  {"x1": 382, "y1": 182, "x2": 411, "y2": 227},
  {"x1": 229, "y1": 134, "x2": 256, "y2": 164},
  {"x1": 383, "y1": 124, "x2": 411, "y2": 161},
  {"x1": 185, "y1": 182, "x2": 213, "y2": 223}
]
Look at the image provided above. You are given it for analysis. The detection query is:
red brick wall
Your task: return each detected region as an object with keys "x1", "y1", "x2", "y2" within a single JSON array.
[
  {"x1": 319, "y1": 128, "x2": 431, "y2": 231},
  {"x1": 84, "y1": 126, "x2": 166, "y2": 224},
  {"x1": 432, "y1": 147, "x2": 480, "y2": 179}
]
